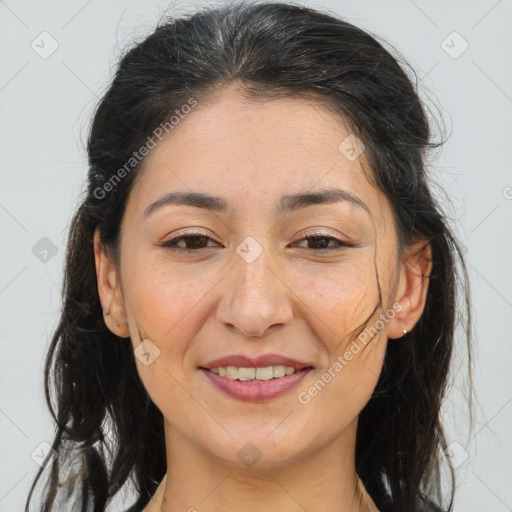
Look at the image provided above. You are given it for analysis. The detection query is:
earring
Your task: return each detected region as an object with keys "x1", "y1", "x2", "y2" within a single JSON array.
[
  {"x1": 403, "y1": 328, "x2": 407, "y2": 336},
  {"x1": 104, "y1": 310, "x2": 110, "y2": 316}
]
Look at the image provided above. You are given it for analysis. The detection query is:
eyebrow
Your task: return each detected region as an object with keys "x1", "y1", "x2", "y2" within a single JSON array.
[{"x1": 144, "y1": 188, "x2": 370, "y2": 217}]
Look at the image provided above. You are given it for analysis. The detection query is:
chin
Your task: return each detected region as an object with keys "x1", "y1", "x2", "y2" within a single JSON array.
[{"x1": 198, "y1": 428, "x2": 313, "y2": 470}]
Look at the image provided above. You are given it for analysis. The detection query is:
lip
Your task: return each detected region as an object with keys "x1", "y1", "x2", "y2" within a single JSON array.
[
  {"x1": 201, "y1": 367, "x2": 314, "y2": 402},
  {"x1": 201, "y1": 353, "x2": 312, "y2": 371}
]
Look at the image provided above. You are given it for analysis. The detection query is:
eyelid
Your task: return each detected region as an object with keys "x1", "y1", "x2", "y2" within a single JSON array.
[
  {"x1": 297, "y1": 228, "x2": 354, "y2": 243},
  {"x1": 292, "y1": 232, "x2": 354, "y2": 251},
  {"x1": 160, "y1": 230, "x2": 218, "y2": 248},
  {"x1": 160, "y1": 229, "x2": 355, "y2": 253}
]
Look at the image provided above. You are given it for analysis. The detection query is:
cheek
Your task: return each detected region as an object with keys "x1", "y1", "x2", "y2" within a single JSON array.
[
  {"x1": 122, "y1": 263, "x2": 217, "y2": 409},
  {"x1": 125, "y1": 260, "x2": 215, "y2": 337},
  {"x1": 295, "y1": 258, "x2": 388, "y2": 399},
  {"x1": 300, "y1": 345, "x2": 385, "y2": 431},
  {"x1": 297, "y1": 258, "x2": 378, "y2": 343}
]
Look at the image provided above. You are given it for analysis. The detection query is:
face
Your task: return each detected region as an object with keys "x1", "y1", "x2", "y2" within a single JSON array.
[{"x1": 95, "y1": 85, "x2": 430, "y2": 468}]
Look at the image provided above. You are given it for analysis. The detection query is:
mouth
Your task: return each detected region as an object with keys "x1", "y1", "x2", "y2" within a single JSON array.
[
  {"x1": 201, "y1": 365, "x2": 313, "y2": 381},
  {"x1": 199, "y1": 354, "x2": 314, "y2": 402}
]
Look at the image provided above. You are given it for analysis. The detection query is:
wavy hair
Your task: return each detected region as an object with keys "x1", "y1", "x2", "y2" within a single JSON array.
[{"x1": 26, "y1": 2, "x2": 472, "y2": 511}]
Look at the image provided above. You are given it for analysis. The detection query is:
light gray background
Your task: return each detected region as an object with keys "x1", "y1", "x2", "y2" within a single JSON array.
[{"x1": 1, "y1": 0, "x2": 511, "y2": 510}]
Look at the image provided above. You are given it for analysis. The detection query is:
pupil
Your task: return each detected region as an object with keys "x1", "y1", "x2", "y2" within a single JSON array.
[
  {"x1": 188, "y1": 235, "x2": 206, "y2": 248},
  {"x1": 311, "y1": 236, "x2": 328, "y2": 249}
]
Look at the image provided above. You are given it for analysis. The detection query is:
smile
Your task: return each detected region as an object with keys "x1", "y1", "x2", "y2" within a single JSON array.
[
  {"x1": 208, "y1": 365, "x2": 298, "y2": 380},
  {"x1": 200, "y1": 366, "x2": 314, "y2": 402}
]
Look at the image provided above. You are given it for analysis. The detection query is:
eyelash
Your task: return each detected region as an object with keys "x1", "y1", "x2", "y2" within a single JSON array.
[{"x1": 160, "y1": 231, "x2": 353, "y2": 253}]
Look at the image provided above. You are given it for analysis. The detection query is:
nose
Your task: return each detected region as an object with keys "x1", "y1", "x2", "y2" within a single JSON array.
[{"x1": 216, "y1": 245, "x2": 294, "y2": 338}]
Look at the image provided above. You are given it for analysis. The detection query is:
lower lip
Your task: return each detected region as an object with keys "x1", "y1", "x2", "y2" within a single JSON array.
[{"x1": 200, "y1": 368, "x2": 313, "y2": 402}]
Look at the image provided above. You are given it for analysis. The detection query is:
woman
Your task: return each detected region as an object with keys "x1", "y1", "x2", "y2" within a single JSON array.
[{"x1": 25, "y1": 2, "x2": 471, "y2": 511}]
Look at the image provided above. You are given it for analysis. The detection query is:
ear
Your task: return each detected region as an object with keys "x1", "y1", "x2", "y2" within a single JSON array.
[
  {"x1": 93, "y1": 229, "x2": 130, "y2": 338},
  {"x1": 387, "y1": 238, "x2": 433, "y2": 339}
]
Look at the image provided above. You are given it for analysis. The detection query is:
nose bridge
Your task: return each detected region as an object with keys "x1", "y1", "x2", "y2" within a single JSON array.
[
  {"x1": 217, "y1": 235, "x2": 294, "y2": 337},
  {"x1": 236, "y1": 239, "x2": 279, "y2": 298}
]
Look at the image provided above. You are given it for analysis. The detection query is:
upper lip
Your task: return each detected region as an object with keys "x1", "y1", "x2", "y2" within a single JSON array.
[{"x1": 201, "y1": 353, "x2": 313, "y2": 371}]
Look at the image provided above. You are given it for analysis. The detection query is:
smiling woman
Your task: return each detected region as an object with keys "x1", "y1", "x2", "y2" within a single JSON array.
[{"x1": 25, "y1": 2, "x2": 471, "y2": 512}]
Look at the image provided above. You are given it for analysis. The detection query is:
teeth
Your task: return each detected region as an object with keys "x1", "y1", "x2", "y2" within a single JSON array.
[
  {"x1": 272, "y1": 365, "x2": 286, "y2": 378},
  {"x1": 226, "y1": 366, "x2": 240, "y2": 379},
  {"x1": 209, "y1": 365, "x2": 299, "y2": 380},
  {"x1": 255, "y1": 366, "x2": 273, "y2": 380},
  {"x1": 238, "y1": 367, "x2": 255, "y2": 381}
]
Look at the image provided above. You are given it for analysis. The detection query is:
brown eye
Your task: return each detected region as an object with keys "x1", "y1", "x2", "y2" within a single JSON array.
[
  {"x1": 161, "y1": 234, "x2": 219, "y2": 252},
  {"x1": 293, "y1": 234, "x2": 351, "y2": 251}
]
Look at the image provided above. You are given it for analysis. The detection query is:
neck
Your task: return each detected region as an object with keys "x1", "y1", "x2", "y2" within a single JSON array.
[{"x1": 143, "y1": 419, "x2": 379, "y2": 512}]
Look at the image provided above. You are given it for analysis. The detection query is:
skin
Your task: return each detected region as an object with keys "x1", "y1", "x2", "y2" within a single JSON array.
[{"x1": 94, "y1": 85, "x2": 432, "y2": 512}]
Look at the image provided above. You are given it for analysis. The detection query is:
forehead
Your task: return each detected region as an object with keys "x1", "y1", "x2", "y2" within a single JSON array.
[{"x1": 128, "y1": 86, "x2": 387, "y2": 220}]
